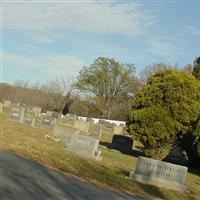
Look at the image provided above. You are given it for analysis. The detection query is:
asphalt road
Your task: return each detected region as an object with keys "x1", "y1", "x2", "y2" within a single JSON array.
[{"x1": 0, "y1": 150, "x2": 142, "y2": 200}]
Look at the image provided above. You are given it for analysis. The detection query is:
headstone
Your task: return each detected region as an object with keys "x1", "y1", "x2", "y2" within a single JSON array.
[
  {"x1": 26, "y1": 107, "x2": 31, "y2": 113},
  {"x1": 0, "y1": 102, "x2": 2, "y2": 113},
  {"x1": 23, "y1": 114, "x2": 35, "y2": 127},
  {"x1": 90, "y1": 124, "x2": 102, "y2": 139},
  {"x1": 99, "y1": 120, "x2": 113, "y2": 128},
  {"x1": 52, "y1": 112, "x2": 61, "y2": 119},
  {"x1": 113, "y1": 125, "x2": 124, "y2": 135},
  {"x1": 3, "y1": 100, "x2": 11, "y2": 107},
  {"x1": 31, "y1": 107, "x2": 42, "y2": 116},
  {"x1": 42, "y1": 117, "x2": 56, "y2": 128},
  {"x1": 46, "y1": 111, "x2": 52, "y2": 117},
  {"x1": 73, "y1": 120, "x2": 90, "y2": 133},
  {"x1": 164, "y1": 144, "x2": 188, "y2": 165},
  {"x1": 129, "y1": 156, "x2": 188, "y2": 191},
  {"x1": 19, "y1": 107, "x2": 25, "y2": 123},
  {"x1": 68, "y1": 134, "x2": 102, "y2": 160},
  {"x1": 53, "y1": 124, "x2": 80, "y2": 145},
  {"x1": 9, "y1": 106, "x2": 24, "y2": 121},
  {"x1": 110, "y1": 134, "x2": 133, "y2": 153}
]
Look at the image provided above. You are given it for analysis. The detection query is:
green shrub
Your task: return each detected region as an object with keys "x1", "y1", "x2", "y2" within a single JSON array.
[{"x1": 127, "y1": 69, "x2": 200, "y2": 161}]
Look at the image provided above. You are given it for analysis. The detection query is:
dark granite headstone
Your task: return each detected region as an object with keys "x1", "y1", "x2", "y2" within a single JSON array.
[{"x1": 110, "y1": 134, "x2": 133, "y2": 153}]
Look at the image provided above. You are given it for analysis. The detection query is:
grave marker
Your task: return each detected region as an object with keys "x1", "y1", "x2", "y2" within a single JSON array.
[
  {"x1": 129, "y1": 156, "x2": 188, "y2": 191},
  {"x1": 42, "y1": 117, "x2": 56, "y2": 128},
  {"x1": 68, "y1": 134, "x2": 102, "y2": 160},
  {"x1": 9, "y1": 106, "x2": 24, "y2": 122},
  {"x1": 113, "y1": 125, "x2": 124, "y2": 135},
  {"x1": 53, "y1": 125, "x2": 79, "y2": 145},
  {"x1": 31, "y1": 107, "x2": 42, "y2": 116},
  {"x1": 73, "y1": 120, "x2": 90, "y2": 133},
  {"x1": 23, "y1": 114, "x2": 35, "y2": 127},
  {"x1": 90, "y1": 124, "x2": 102, "y2": 139},
  {"x1": 110, "y1": 134, "x2": 133, "y2": 153},
  {"x1": 3, "y1": 100, "x2": 11, "y2": 107}
]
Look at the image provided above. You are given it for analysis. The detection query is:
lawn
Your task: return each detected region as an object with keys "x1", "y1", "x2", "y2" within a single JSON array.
[{"x1": 1, "y1": 112, "x2": 200, "y2": 200}]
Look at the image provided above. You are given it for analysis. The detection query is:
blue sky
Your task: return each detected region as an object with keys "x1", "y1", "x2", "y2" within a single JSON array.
[{"x1": 1, "y1": 1, "x2": 200, "y2": 84}]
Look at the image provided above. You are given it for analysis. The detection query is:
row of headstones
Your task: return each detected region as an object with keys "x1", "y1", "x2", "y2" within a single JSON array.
[
  {"x1": 1, "y1": 100, "x2": 62, "y2": 119},
  {"x1": 8, "y1": 105, "x2": 57, "y2": 128},
  {"x1": 53, "y1": 124, "x2": 102, "y2": 160},
  {"x1": 62, "y1": 114, "x2": 125, "y2": 135}
]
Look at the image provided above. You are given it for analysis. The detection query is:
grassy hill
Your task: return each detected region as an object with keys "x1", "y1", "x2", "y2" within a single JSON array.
[{"x1": 1, "y1": 112, "x2": 200, "y2": 200}]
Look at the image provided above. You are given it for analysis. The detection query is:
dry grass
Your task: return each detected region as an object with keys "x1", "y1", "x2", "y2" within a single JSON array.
[{"x1": 1, "y1": 113, "x2": 200, "y2": 200}]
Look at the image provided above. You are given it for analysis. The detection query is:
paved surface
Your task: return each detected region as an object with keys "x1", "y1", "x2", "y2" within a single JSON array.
[{"x1": 0, "y1": 150, "x2": 142, "y2": 200}]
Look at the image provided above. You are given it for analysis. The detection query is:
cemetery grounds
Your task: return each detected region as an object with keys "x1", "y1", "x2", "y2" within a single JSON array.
[{"x1": 0, "y1": 112, "x2": 200, "y2": 200}]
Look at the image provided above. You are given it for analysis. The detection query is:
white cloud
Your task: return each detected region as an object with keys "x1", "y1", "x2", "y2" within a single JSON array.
[
  {"x1": 182, "y1": 25, "x2": 200, "y2": 37},
  {"x1": 3, "y1": 2, "x2": 154, "y2": 37},
  {"x1": 2, "y1": 52, "x2": 86, "y2": 78},
  {"x1": 147, "y1": 36, "x2": 183, "y2": 60}
]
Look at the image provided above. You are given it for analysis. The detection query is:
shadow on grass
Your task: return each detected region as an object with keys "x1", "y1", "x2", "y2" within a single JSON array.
[
  {"x1": 100, "y1": 141, "x2": 145, "y2": 157},
  {"x1": 119, "y1": 169, "x2": 197, "y2": 200},
  {"x1": 188, "y1": 167, "x2": 200, "y2": 176},
  {"x1": 137, "y1": 182, "x2": 165, "y2": 200},
  {"x1": 119, "y1": 169, "x2": 165, "y2": 200}
]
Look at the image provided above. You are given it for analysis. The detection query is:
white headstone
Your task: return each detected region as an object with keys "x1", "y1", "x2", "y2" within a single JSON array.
[
  {"x1": 19, "y1": 108, "x2": 25, "y2": 123},
  {"x1": 9, "y1": 106, "x2": 22, "y2": 121},
  {"x1": 23, "y1": 114, "x2": 35, "y2": 127},
  {"x1": 68, "y1": 134, "x2": 102, "y2": 160},
  {"x1": 129, "y1": 156, "x2": 188, "y2": 191},
  {"x1": 3, "y1": 100, "x2": 11, "y2": 107},
  {"x1": 42, "y1": 117, "x2": 56, "y2": 128},
  {"x1": 90, "y1": 124, "x2": 102, "y2": 139},
  {"x1": 53, "y1": 125, "x2": 80, "y2": 145}
]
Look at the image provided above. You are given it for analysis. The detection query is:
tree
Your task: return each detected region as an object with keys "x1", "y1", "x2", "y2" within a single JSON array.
[
  {"x1": 41, "y1": 76, "x2": 72, "y2": 112},
  {"x1": 74, "y1": 57, "x2": 141, "y2": 118},
  {"x1": 182, "y1": 117, "x2": 200, "y2": 168},
  {"x1": 192, "y1": 56, "x2": 200, "y2": 80},
  {"x1": 139, "y1": 63, "x2": 171, "y2": 84},
  {"x1": 183, "y1": 64, "x2": 193, "y2": 73},
  {"x1": 127, "y1": 69, "x2": 200, "y2": 160}
]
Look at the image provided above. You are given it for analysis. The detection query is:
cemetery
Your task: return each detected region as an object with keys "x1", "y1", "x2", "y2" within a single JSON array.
[
  {"x1": 1, "y1": 2, "x2": 200, "y2": 199},
  {"x1": 1, "y1": 98, "x2": 200, "y2": 200},
  {"x1": 5, "y1": 95, "x2": 197, "y2": 195}
]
